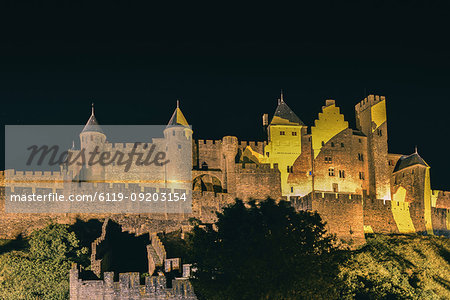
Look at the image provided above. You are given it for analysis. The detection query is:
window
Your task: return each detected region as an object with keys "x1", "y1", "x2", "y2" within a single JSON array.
[
  {"x1": 377, "y1": 128, "x2": 383, "y2": 136},
  {"x1": 321, "y1": 141, "x2": 325, "y2": 146},
  {"x1": 388, "y1": 160, "x2": 393, "y2": 166},
  {"x1": 178, "y1": 144, "x2": 182, "y2": 149},
  {"x1": 324, "y1": 156, "x2": 332, "y2": 163},
  {"x1": 358, "y1": 138, "x2": 362, "y2": 143},
  {"x1": 308, "y1": 137, "x2": 311, "y2": 142},
  {"x1": 341, "y1": 143, "x2": 344, "y2": 147},
  {"x1": 280, "y1": 131, "x2": 285, "y2": 135},
  {"x1": 266, "y1": 152, "x2": 270, "y2": 157},
  {"x1": 358, "y1": 153, "x2": 364, "y2": 161},
  {"x1": 328, "y1": 168, "x2": 335, "y2": 176},
  {"x1": 331, "y1": 142, "x2": 335, "y2": 147},
  {"x1": 339, "y1": 170, "x2": 345, "y2": 178},
  {"x1": 333, "y1": 183, "x2": 338, "y2": 193},
  {"x1": 173, "y1": 130, "x2": 176, "y2": 136},
  {"x1": 359, "y1": 172, "x2": 365, "y2": 180},
  {"x1": 292, "y1": 132, "x2": 297, "y2": 136},
  {"x1": 291, "y1": 187, "x2": 294, "y2": 193},
  {"x1": 287, "y1": 166, "x2": 293, "y2": 173}
]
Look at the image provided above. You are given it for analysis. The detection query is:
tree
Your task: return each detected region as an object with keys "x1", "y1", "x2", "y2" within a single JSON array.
[
  {"x1": 0, "y1": 223, "x2": 88, "y2": 300},
  {"x1": 188, "y1": 198, "x2": 341, "y2": 299}
]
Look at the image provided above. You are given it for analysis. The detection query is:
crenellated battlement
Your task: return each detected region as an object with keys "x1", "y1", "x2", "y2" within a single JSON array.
[
  {"x1": 106, "y1": 141, "x2": 162, "y2": 150},
  {"x1": 235, "y1": 163, "x2": 279, "y2": 172},
  {"x1": 196, "y1": 139, "x2": 222, "y2": 145},
  {"x1": 355, "y1": 94, "x2": 386, "y2": 112},
  {"x1": 3, "y1": 169, "x2": 64, "y2": 178},
  {"x1": 70, "y1": 265, "x2": 197, "y2": 300}
]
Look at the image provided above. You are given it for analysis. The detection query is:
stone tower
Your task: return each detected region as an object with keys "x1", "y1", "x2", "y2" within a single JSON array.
[
  {"x1": 264, "y1": 91, "x2": 304, "y2": 196},
  {"x1": 164, "y1": 101, "x2": 193, "y2": 192},
  {"x1": 392, "y1": 150, "x2": 433, "y2": 234},
  {"x1": 355, "y1": 95, "x2": 391, "y2": 200},
  {"x1": 222, "y1": 136, "x2": 238, "y2": 193},
  {"x1": 78, "y1": 103, "x2": 106, "y2": 181}
]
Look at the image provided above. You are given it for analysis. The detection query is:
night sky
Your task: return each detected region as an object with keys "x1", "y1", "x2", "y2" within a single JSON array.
[{"x1": 0, "y1": 1, "x2": 449, "y2": 189}]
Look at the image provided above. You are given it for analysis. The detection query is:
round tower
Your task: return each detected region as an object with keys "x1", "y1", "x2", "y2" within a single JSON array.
[
  {"x1": 222, "y1": 136, "x2": 238, "y2": 193},
  {"x1": 164, "y1": 101, "x2": 193, "y2": 192},
  {"x1": 79, "y1": 103, "x2": 106, "y2": 181}
]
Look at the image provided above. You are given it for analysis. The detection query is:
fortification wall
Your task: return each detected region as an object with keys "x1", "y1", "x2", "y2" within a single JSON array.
[
  {"x1": 362, "y1": 199, "x2": 399, "y2": 234},
  {"x1": 193, "y1": 139, "x2": 266, "y2": 170},
  {"x1": 292, "y1": 192, "x2": 365, "y2": 248},
  {"x1": 70, "y1": 266, "x2": 197, "y2": 300},
  {"x1": 194, "y1": 139, "x2": 223, "y2": 170},
  {"x1": 0, "y1": 185, "x2": 236, "y2": 239},
  {"x1": 409, "y1": 202, "x2": 427, "y2": 234},
  {"x1": 191, "y1": 191, "x2": 235, "y2": 223},
  {"x1": 237, "y1": 140, "x2": 266, "y2": 154},
  {"x1": 431, "y1": 207, "x2": 450, "y2": 237},
  {"x1": 433, "y1": 190, "x2": 450, "y2": 209},
  {"x1": 235, "y1": 163, "x2": 281, "y2": 200}
]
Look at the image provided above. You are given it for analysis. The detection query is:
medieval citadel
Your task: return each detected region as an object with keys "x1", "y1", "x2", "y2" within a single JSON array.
[{"x1": 1, "y1": 93, "x2": 449, "y2": 299}]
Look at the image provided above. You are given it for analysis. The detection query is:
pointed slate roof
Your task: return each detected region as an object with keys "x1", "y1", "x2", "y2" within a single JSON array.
[
  {"x1": 82, "y1": 103, "x2": 104, "y2": 134},
  {"x1": 270, "y1": 92, "x2": 304, "y2": 126},
  {"x1": 167, "y1": 100, "x2": 189, "y2": 127},
  {"x1": 393, "y1": 151, "x2": 429, "y2": 173}
]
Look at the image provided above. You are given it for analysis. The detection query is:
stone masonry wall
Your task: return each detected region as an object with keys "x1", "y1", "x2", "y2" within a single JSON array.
[
  {"x1": 292, "y1": 192, "x2": 365, "y2": 248},
  {"x1": 70, "y1": 265, "x2": 197, "y2": 300}
]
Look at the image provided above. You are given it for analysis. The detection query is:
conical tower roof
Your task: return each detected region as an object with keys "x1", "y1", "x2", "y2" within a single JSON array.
[
  {"x1": 167, "y1": 100, "x2": 189, "y2": 127},
  {"x1": 393, "y1": 150, "x2": 429, "y2": 173},
  {"x1": 270, "y1": 91, "x2": 304, "y2": 126},
  {"x1": 82, "y1": 103, "x2": 104, "y2": 134}
]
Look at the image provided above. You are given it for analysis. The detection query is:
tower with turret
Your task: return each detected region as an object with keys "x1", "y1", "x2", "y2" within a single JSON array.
[
  {"x1": 264, "y1": 91, "x2": 305, "y2": 196},
  {"x1": 164, "y1": 101, "x2": 193, "y2": 194},
  {"x1": 78, "y1": 103, "x2": 106, "y2": 181}
]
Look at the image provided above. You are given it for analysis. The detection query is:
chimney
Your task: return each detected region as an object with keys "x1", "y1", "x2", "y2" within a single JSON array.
[{"x1": 262, "y1": 114, "x2": 269, "y2": 127}]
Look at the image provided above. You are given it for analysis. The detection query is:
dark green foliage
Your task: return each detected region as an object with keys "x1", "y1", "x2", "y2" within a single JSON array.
[
  {"x1": 0, "y1": 223, "x2": 88, "y2": 300},
  {"x1": 187, "y1": 199, "x2": 341, "y2": 299}
]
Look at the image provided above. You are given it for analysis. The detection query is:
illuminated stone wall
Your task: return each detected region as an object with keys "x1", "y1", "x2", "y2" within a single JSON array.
[
  {"x1": 363, "y1": 199, "x2": 399, "y2": 234},
  {"x1": 1, "y1": 94, "x2": 449, "y2": 244},
  {"x1": 355, "y1": 95, "x2": 391, "y2": 201},
  {"x1": 292, "y1": 191, "x2": 365, "y2": 248},
  {"x1": 263, "y1": 123, "x2": 304, "y2": 196},
  {"x1": 287, "y1": 102, "x2": 369, "y2": 198}
]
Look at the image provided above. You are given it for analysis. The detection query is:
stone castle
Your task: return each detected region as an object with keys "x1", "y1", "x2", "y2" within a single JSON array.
[
  {"x1": 1, "y1": 93, "x2": 449, "y2": 242},
  {"x1": 0, "y1": 93, "x2": 449, "y2": 298},
  {"x1": 0, "y1": 94, "x2": 450, "y2": 299}
]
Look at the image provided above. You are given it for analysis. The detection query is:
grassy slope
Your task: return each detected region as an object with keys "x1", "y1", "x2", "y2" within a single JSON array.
[{"x1": 339, "y1": 234, "x2": 450, "y2": 299}]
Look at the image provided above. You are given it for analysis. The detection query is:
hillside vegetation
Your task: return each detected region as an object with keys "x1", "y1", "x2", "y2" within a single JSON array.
[
  {"x1": 339, "y1": 234, "x2": 450, "y2": 299},
  {"x1": 0, "y1": 224, "x2": 88, "y2": 300},
  {"x1": 0, "y1": 208, "x2": 448, "y2": 299}
]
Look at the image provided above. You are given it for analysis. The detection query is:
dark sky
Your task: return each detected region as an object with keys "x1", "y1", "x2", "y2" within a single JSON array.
[{"x1": 0, "y1": 1, "x2": 449, "y2": 189}]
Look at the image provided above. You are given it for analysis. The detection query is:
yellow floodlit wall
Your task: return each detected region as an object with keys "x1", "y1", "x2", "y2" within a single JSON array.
[
  {"x1": 424, "y1": 167, "x2": 434, "y2": 235},
  {"x1": 431, "y1": 190, "x2": 439, "y2": 207},
  {"x1": 264, "y1": 124, "x2": 303, "y2": 196},
  {"x1": 364, "y1": 225, "x2": 374, "y2": 234},
  {"x1": 391, "y1": 187, "x2": 416, "y2": 233},
  {"x1": 311, "y1": 101, "x2": 348, "y2": 159},
  {"x1": 370, "y1": 99, "x2": 387, "y2": 132},
  {"x1": 241, "y1": 146, "x2": 264, "y2": 163}
]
